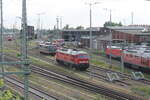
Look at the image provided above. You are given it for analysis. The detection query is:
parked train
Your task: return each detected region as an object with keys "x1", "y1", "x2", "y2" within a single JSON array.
[
  {"x1": 39, "y1": 44, "x2": 57, "y2": 55},
  {"x1": 5, "y1": 36, "x2": 14, "y2": 41},
  {"x1": 55, "y1": 48, "x2": 89, "y2": 71},
  {"x1": 105, "y1": 46, "x2": 123, "y2": 59},
  {"x1": 123, "y1": 47, "x2": 150, "y2": 70},
  {"x1": 105, "y1": 45, "x2": 150, "y2": 70}
]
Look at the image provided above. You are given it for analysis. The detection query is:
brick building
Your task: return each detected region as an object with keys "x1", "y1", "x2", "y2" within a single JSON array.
[
  {"x1": 61, "y1": 27, "x2": 103, "y2": 41},
  {"x1": 96, "y1": 26, "x2": 150, "y2": 50},
  {"x1": 61, "y1": 26, "x2": 150, "y2": 49},
  {"x1": 109, "y1": 26, "x2": 150, "y2": 43}
]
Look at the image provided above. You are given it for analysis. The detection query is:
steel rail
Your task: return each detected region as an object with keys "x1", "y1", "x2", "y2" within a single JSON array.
[
  {"x1": 4, "y1": 54, "x2": 147, "y2": 100},
  {"x1": 5, "y1": 77, "x2": 58, "y2": 100}
]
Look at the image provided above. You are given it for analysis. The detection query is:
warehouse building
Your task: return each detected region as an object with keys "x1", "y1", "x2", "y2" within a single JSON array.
[{"x1": 61, "y1": 26, "x2": 150, "y2": 49}]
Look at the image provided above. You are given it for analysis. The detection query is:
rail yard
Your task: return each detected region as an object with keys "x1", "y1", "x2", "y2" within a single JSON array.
[
  {"x1": 1, "y1": 0, "x2": 150, "y2": 100},
  {"x1": 1, "y1": 38, "x2": 150, "y2": 100}
]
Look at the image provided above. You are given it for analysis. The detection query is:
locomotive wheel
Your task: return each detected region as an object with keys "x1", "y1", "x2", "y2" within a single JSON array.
[
  {"x1": 72, "y1": 65, "x2": 76, "y2": 71},
  {"x1": 106, "y1": 54, "x2": 110, "y2": 58},
  {"x1": 56, "y1": 59, "x2": 60, "y2": 63}
]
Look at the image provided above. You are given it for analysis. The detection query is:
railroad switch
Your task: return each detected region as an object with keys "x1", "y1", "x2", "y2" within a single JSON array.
[
  {"x1": 131, "y1": 72, "x2": 144, "y2": 80},
  {"x1": 106, "y1": 72, "x2": 120, "y2": 82}
]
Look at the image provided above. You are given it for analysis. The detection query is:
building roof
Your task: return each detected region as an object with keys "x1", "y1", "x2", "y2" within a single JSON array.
[
  {"x1": 107, "y1": 26, "x2": 150, "y2": 35},
  {"x1": 62, "y1": 27, "x2": 101, "y2": 32},
  {"x1": 57, "y1": 48, "x2": 88, "y2": 55},
  {"x1": 124, "y1": 47, "x2": 150, "y2": 58}
]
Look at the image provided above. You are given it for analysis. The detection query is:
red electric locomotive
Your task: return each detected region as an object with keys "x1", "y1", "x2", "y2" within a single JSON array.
[{"x1": 55, "y1": 48, "x2": 89, "y2": 71}]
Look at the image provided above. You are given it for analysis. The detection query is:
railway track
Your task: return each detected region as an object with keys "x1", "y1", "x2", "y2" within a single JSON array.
[
  {"x1": 28, "y1": 51, "x2": 133, "y2": 86},
  {"x1": 91, "y1": 65, "x2": 150, "y2": 85},
  {"x1": 30, "y1": 64, "x2": 144, "y2": 100},
  {"x1": 4, "y1": 42, "x2": 150, "y2": 85},
  {"x1": 28, "y1": 50, "x2": 150, "y2": 86},
  {"x1": 3, "y1": 44, "x2": 150, "y2": 99},
  {"x1": 5, "y1": 55, "x2": 146, "y2": 100},
  {"x1": 86, "y1": 69, "x2": 132, "y2": 86},
  {"x1": 5, "y1": 76, "x2": 58, "y2": 100}
]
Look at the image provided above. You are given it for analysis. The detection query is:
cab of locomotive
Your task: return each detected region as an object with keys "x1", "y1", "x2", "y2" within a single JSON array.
[
  {"x1": 77, "y1": 54, "x2": 89, "y2": 63},
  {"x1": 75, "y1": 52, "x2": 90, "y2": 70}
]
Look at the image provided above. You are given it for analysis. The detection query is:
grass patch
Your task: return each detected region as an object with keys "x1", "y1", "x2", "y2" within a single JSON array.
[
  {"x1": 29, "y1": 56, "x2": 50, "y2": 67},
  {"x1": 93, "y1": 94, "x2": 108, "y2": 100},
  {"x1": 3, "y1": 48, "x2": 19, "y2": 54},
  {"x1": 91, "y1": 60, "x2": 108, "y2": 68},
  {"x1": 91, "y1": 59, "x2": 122, "y2": 71},
  {"x1": 91, "y1": 49, "x2": 105, "y2": 56},
  {"x1": 131, "y1": 86, "x2": 150, "y2": 98},
  {"x1": 28, "y1": 40, "x2": 38, "y2": 47}
]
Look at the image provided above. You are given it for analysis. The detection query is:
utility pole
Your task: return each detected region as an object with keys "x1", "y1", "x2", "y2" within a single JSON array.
[
  {"x1": 0, "y1": 0, "x2": 4, "y2": 79},
  {"x1": 86, "y1": 2, "x2": 100, "y2": 49},
  {"x1": 131, "y1": 12, "x2": 134, "y2": 25},
  {"x1": 0, "y1": 1, "x2": 30, "y2": 100},
  {"x1": 22, "y1": 0, "x2": 30, "y2": 100},
  {"x1": 59, "y1": 16, "x2": 62, "y2": 39},
  {"x1": 103, "y1": 8, "x2": 112, "y2": 22},
  {"x1": 60, "y1": 17, "x2": 62, "y2": 30},
  {"x1": 37, "y1": 12, "x2": 45, "y2": 40},
  {"x1": 110, "y1": 10, "x2": 112, "y2": 23},
  {"x1": 109, "y1": 29, "x2": 112, "y2": 68},
  {"x1": 56, "y1": 16, "x2": 59, "y2": 39},
  {"x1": 121, "y1": 42, "x2": 124, "y2": 72},
  {"x1": 56, "y1": 16, "x2": 59, "y2": 30},
  {"x1": 86, "y1": 2, "x2": 100, "y2": 79}
]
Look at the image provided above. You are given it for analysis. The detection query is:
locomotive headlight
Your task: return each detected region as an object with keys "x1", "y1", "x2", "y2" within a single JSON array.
[{"x1": 79, "y1": 61, "x2": 88, "y2": 63}]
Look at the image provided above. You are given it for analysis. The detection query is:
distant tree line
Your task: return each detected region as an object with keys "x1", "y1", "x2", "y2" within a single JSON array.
[
  {"x1": 63, "y1": 24, "x2": 84, "y2": 30},
  {"x1": 0, "y1": 27, "x2": 19, "y2": 33},
  {"x1": 104, "y1": 21, "x2": 123, "y2": 27}
]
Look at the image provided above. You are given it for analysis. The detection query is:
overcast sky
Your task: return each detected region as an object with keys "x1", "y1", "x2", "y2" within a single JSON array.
[{"x1": 2, "y1": 0, "x2": 150, "y2": 29}]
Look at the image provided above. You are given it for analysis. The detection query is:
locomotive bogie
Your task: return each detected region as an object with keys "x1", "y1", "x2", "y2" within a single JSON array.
[{"x1": 56, "y1": 59, "x2": 89, "y2": 70}]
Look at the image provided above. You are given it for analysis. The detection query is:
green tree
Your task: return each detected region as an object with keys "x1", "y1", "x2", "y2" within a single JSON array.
[
  {"x1": 16, "y1": 95, "x2": 21, "y2": 100},
  {"x1": 104, "y1": 21, "x2": 123, "y2": 27},
  {"x1": 76, "y1": 25, "x2": 84, "y2": 30},
  {"x1": 3, "y1": 90, "x2": 13, "y2": 100},
  {"x1": 0, "y1": 79, "x2": 4, "y2": 88},
  {"x1": 63, "y1": 24, "x2": 70, "y2": 29}
]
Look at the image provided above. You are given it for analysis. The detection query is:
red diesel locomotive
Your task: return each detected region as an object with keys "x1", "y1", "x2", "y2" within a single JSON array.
[
  {"x1": 105, "y1": 46, "x2": 123, "y2": 58},
  {"x1": 123, "y1": 48, "x2": 150, "y2": 70},
  {"x1": 55, "y1": 48, "x2": 89, "y2": 71},
  {"x1": 105, "y1": 45, "x2": 150, "y2": 70}
]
